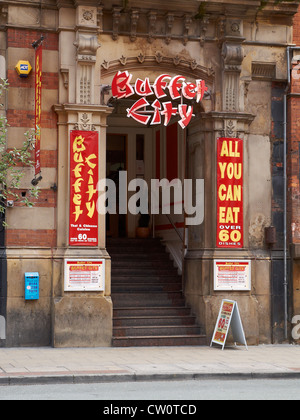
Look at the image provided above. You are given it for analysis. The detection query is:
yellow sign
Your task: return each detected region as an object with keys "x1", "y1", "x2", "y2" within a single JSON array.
[{"x1": 15, "y1": 60, "x2": 32, "y2": 78}]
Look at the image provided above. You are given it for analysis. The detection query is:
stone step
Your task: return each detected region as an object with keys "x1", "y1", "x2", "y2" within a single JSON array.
[
  {"x1": 108, "y1": 253, "x2": 172, "y2": 260},
  {"x1": 112, "y1": 335, "x2": 207, "y2": 347},
  {"x1": 113, "y1": 298, "x2": 186, "y2": 308},
  {"x1": 113, "y1": 315, "x2": 197, "y2": 327},
  {"x1": 113, "y1": 306, "x2": 192, "y2": 318},
  {"x1": 111, "y1": 268, "x2": 179, "y2": 276},
  {"x1": 109, "y1": 237, "x2": 205, "y2": 347},
  {"x1": 113, "y1": 325, "x2": 201, "y2": 337},
  {"x1": 111, "y1": 260, "x2": 175, "y2": 268},
  {"x1": 112, "y1": 276, "x2": 181, "y2": 283},
  {"x1": 112, "y1": 283, "x2": 182, "y2": 292},
  {"x1": 112, "y1": 292, "x2": 185, "y2": 307}
]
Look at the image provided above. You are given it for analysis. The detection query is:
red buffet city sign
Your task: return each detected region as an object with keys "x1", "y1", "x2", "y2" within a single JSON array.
[
  {"x1": 111, "y1": 71, "x2": 208, "y2": 129},
  {"x1": 69, "y1": 130, "x2": 99, "y2": 247}
]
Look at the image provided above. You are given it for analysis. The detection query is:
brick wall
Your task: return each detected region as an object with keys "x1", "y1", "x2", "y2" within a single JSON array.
[
  {"x1": 293, "y1": 8, "x2": 300, "y2": 46},
  {"x1": 5, "y1": 28, "x2": 59, "y2": 248},
  {"x1": 287, "y1": 6, "x2": 300, "y2": 244}
]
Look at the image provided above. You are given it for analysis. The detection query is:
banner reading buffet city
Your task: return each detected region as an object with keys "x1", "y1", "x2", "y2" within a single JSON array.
[
  {"x1": 69, "y1": 130, "x2": 99, "y2": 247},
  {"x1": 111, "y1": 70, "x2": 208, "y2": 129},
  {"x1": 217, "y1": 137, "x2": 243, "y2": 248}
]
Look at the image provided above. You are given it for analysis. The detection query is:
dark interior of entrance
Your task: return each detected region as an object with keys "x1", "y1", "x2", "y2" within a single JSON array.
[{"x1": 106, "y1": 134, "x2": 127, "y2": 238}]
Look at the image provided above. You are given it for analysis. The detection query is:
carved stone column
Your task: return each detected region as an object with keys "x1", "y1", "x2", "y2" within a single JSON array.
[
  {"x1": 220, "y1": 19, "x2": 245, "y2": 113},
  {"x1": 74, "y1": 6, "x2": 101, "y2": 105},
  {"x1": 53, "y1": 4, "x2": 113, "y2": 348}
]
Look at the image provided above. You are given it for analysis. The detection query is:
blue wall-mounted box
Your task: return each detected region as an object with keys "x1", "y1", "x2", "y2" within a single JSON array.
[{"x1": 25, "y1": 273, "x2": 39, "y2": 300}]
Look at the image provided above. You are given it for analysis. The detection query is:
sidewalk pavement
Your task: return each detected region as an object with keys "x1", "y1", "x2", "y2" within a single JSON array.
[{"x1": 0, "y1": 344, "x2": 300, "y2": 385}]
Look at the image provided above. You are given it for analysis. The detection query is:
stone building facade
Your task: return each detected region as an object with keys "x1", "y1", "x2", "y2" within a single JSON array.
[{"x1": 0, "y1": 0, "x2": 299, "y2": 347}]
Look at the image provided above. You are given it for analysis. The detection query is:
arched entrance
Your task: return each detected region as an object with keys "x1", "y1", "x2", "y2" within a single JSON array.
[{"x1": 101, "y1": 67, "x2": 211, "y2": 346}]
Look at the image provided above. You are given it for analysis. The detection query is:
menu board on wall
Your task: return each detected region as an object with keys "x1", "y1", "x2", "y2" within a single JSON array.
[
  {"x1": 69, "y1": 130, "x2": 99, "y2": 247},
  {"x1": 214, "y1": 260, "x2": 251, "y2": 291},
  {"x1": 64, "y1": 259, "x2": 105, "y2": 292},
  {"x1": 216, "y1": 137, "x2": 243, "y2": 248}
]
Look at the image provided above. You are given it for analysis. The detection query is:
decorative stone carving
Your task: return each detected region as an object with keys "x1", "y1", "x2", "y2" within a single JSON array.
[
  {"x1": 112, "y1": 7, "x2": 122, "y2": 41},
  {"x1": 166, "y1": 13, "x2": 174, "y2": 45},
  {"x1": 183, "y1": 15, "x2": 192, "y2": 46},
  {"x1": 74, "y1": 112, "x2": 96, "y2": 131},
  {"x1": 137, "y1": 53, "x2": 146, "y2": 64},
  {"x1": 101, "y1": 54, "x2": 215, "y2": 89},
  {"x1": 73, "y1": 5, "x2": 101, "y2": 106},
  {"x1": 77, "y1": 6, "x2": 97, "y2": 27},
  {"x1": 199, "y1": 16, "x2": 209, "y2": 47},
  {"x1": 155, "y1": 52, "x2": 163, "y2": 64},
  {"x1": 79, "y1": 65, "x2": 92, "y2": 104},
  {"x1": 97, "y1": 6, "x2": 103, "y2": 32},
  {"x1": 119, "y1": 55, "x2": 127, "y2": 66},
  {"x1": 220, "y1": 19, "x2": 245, "y2": 113},
  {"x1": 74, "y1": 34, "x2": 100, "y2": 60},
  {"x1": 222, "y1": 43, "x2": 244, "y2": 71},
  {"x1": 130, "y1": 10, "x2": 139, "y2": 42},
  {"x1": 148, "y1": 11, "x2": 157, "y2": 44},
  {"x1": 252, "y1": 62, "x2": 276, "y2": 81},
  {"x1": 225, "y1": 120, "x2": 237, "y2": 137},
  {"x1": 60, "y1": 69, "x2": 69, "y2": 89}
]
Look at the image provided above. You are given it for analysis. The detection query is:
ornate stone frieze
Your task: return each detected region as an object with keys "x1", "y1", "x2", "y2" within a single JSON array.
[
  {"x1": 100, "y1": 7, "x2": 209, "y2": 46},
  {"x1": 101, "y1": 53, "x2": 215, "y2": 85}
]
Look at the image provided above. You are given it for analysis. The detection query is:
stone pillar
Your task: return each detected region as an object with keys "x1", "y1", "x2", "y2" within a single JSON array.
[
  {"x1": 184, "y1": 17, "x2": 271, "y2": 345},
  {"x1": 52, "y1": 4, "x2": 113, "y2": 347}
]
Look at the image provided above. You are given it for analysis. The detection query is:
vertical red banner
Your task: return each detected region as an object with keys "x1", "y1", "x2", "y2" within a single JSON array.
[
  {"x1": 69, "y1": 130, "x2": 99, "y2": 247},
  {"x1": 34, "y1": 44, "x2": 42, "y2": 176},
  {"x1": 216, "y1": 138, "x2": 243, "y2": 248}
]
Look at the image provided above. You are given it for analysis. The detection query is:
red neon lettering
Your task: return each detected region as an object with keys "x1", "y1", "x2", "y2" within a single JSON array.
[
  {"x1": 135, "y1": 78, "x2": 154, "y2": 96},
  {"x1": 182, "y1": 82, "x2": 197, "y2": 100},
  {"x1": 161, "y1": 102, "x2": 178, "y2": 126},
  {"x1": 151, "y1": 100, "x2": 162, "y2": 125},
  {"x1": 127, "y1": 97, "x2": 151, "y2": 125},
  {"x1": 111, "y1": 71, "x2": 134, "y2": 99},
  {"x1": 169, "y1": 75, "x2": 185, "y2": 100},
  {"x1": 153, "y1": 74, "x2": 171, "y2": 99},
  {"x1": 178, "y1": 104, "x2": 194, "y2": 129},
  {"x1": 196, "y1": 79, "x2": 208, "y2": 103}
]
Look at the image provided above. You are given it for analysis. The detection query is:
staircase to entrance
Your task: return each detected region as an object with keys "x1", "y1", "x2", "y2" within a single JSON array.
[{"x1": 107, "y1": 237, "x2": 206, "y2": 347}]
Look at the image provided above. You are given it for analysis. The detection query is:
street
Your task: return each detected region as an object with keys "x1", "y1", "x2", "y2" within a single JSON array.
[{"x1": 0, "y1": 378, "x2": 300, "y2": 401}]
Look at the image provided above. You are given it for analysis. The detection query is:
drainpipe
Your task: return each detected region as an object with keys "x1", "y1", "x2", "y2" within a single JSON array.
[
  {"x1": 284, "y1": 46, "x2": 300, "y2": 340},
  {"x1": 283, "y1": 89, "x2": 288, "y2": 341}
]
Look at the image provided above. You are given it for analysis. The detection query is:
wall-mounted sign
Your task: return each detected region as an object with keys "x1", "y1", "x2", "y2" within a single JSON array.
[
  {"x1": 210, "y1": 299, "x2": 248, "y2": 350},
  {"x1": 64, "y1": 259, "x2": 105, "y2": 292},
  {"x1": 69, "y1": 130, "x2": 99, "y2": 247},
  {"x1": 111, "y1": 71, "x2": 208, "y2": 129},
  {"x1": 214, "y1": 260, "x2": 251, "y2": 291},
  {"x1": 216, "y1": 137, "x2": 243, "y2": 248}
]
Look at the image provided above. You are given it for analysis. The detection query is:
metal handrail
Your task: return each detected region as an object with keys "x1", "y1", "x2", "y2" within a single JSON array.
[{"x1": 165, "y1": 214, "x2": 184, "y2": 243}]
